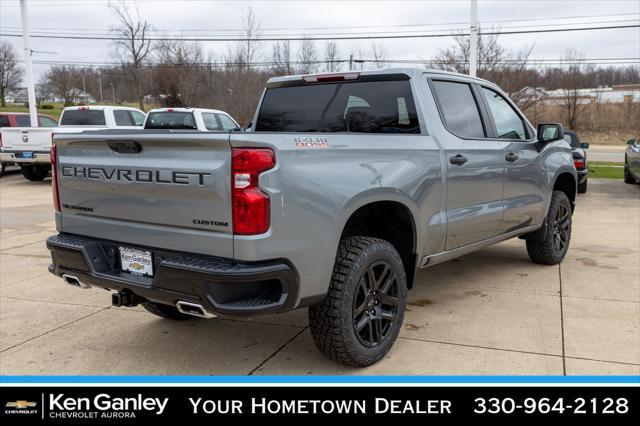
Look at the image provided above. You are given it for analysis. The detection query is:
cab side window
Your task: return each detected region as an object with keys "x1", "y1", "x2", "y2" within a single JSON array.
[
  {"x1": 217, "y1": 114, "x2": 238, "y2": 131},
  {"x1": 480, "y1": 87, "x2": 528, "y2": 140},
  {"x1": 114, "y1": 110, "x2": 134, "y2": 126},
  {"x1": 431, "y1": 80, "x2": 485, "y2": 139},
  {"x1": 202, "y1": 113, "x2": 221, "y2": 130}
]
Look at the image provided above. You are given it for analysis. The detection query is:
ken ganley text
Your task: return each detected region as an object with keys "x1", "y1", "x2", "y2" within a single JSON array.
[{"x1": 190, "y1": 398, "x2": 452, "y2": 415}]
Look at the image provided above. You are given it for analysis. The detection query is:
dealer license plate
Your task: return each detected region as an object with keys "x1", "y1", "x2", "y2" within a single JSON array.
[{"x1": 119, "y1": 247, "x2": 153, "y2": 276}]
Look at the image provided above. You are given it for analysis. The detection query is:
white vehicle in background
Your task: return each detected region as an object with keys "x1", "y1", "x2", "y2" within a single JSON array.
[
  {"x1": 143, "y1": 108, "x2": 240, "y2": 131},
  {"x1": 0, "y1": 105, "x2": 146, "y2": 181},
  {"x1": 58, "y1": 105, "x2": 146, "y2": 129}
]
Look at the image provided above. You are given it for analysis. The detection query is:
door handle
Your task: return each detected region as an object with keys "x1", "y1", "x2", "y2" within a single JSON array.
[
  {"x1": 505, "y1": 152, "x2": 519, "y2": 162},
  {"x1": 449, "y1": 154, "x2": 468, "y2": 166}
]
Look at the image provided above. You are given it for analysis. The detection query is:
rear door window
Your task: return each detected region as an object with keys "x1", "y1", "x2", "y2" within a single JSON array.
[
  {"x1": 431, "y1": 80, "x2": 485, "y2": 139},
  {"x1": 201, "y1": 113, "x2": 220, "y2": 130},
  {"x1": 114, "y1": 110, "x2": 138, "y2": 126},
  {"x1": 255, "y1": 79, "x2": 420, "y2": 133},
  {"x1": 60, "y1": 110, "x2": 106, "y2": 126}
]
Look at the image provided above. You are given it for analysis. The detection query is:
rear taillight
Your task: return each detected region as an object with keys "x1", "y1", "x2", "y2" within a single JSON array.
[
  {"x1": 51, "y1": 135, "x2": 60, "y2": 212},
  {"x1": 232, "y1": 148, "x2": 275, "y2": 235},
  {"x1": 573, "y1": 159, "x2": 585, "y2": 169}
]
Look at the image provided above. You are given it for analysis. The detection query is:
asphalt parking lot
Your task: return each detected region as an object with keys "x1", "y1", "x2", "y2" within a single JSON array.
[{"x1": 1, "y1": 170, "x2": 638, "y2": 376}]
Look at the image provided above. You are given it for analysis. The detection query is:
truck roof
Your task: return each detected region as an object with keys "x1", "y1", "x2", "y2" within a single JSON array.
[
  {"x1": 62, "y1": 105, "x2": 144, "y2": 112},
  {"x1": 147, "y1": 107, "x2": 230, "y2": 115},
  {"x1": 266, "y1": 67, "x2": 495, "y2": 87}
]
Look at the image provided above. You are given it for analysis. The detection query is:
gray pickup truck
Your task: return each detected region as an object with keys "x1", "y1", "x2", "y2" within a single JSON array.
[{"x1": 46, "y1": 68, "x2": 576, "y2": 366}]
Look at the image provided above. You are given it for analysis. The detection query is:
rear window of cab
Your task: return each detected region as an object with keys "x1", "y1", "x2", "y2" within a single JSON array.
[
  {"x1": 145, "y1": 112, "x2": 197, "y2": 130},
  {"x1": 255, "y1": 79, "x2": 420, "y2": 133},
  {"x1": 60, "y1": 110, "x2": 106, "y2": 126}
]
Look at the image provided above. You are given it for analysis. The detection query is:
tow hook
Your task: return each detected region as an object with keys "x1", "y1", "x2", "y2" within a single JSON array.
[{"x1": 112, "y1": 290, "x2": 140, "y2": 307}]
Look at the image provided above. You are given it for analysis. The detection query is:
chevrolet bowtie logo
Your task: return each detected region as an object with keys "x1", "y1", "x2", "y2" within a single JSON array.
[{"x1": 6, "y1": 400, "x2": 37, "y2": 409}]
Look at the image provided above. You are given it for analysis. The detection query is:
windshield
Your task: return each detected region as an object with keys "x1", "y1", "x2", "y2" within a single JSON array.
[
  {"x1": 255, "y1": 79, "x2": 420, "y2": 133},
  {"x1": 145, "y1": 112, "x2": 197, "y2": 129},
  {"x1": 60, "y1": 110, "x2": 106, "y2": 126}
]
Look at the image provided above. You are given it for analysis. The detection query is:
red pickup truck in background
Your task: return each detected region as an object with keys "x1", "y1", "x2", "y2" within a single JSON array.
[{"x1": 0, "y1": 112, "x2": 58, "y2": 177}]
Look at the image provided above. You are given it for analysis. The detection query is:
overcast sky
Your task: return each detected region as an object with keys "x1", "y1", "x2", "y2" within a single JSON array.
[{"x1": 1, "y1": 0, "x2": 639, "y2": 77}]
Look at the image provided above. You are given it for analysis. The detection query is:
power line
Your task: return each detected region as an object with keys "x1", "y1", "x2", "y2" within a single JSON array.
[
  {"x1": 4, "y1": 19, "x2": 638, "y2": 38},
  {"x1": 2, "y1": 24, "x2": 639, "y2": 41},
  {"x1": 20, "y1": 59, "x2": 640, "y2": 70},
  {"x1": 2, "y1": 12, "x2": 638, "y2": 34}
]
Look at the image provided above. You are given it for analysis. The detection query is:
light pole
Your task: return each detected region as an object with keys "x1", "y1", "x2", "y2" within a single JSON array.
[
  {"x1": 20, "y1": 0, "x2": 38, "y2": 127},
  {"x1": 469, "y1": 0, "x2": 478, "y2": 77}
]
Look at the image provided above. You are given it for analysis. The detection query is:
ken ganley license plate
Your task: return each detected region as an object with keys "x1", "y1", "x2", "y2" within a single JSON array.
[{"x1": 119, "y1": 247, "x2": 153, "y2": 276}]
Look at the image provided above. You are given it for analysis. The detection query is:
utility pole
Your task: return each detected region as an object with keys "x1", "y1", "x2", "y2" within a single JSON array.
[
  {"x1": 20, "y1": 0, "x2": 38, "y2": 127},
  {"x1": 111, "y1": 84, "x2": 115, "y2": 104},
  {"x1": 98, "y1": 76, "x2": 103, "y2": 103},
  {"x1": 469, "y1": 0, "x2": 478, "y2": 77}
]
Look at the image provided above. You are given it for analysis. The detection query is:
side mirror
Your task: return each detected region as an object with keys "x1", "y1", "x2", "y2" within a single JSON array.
[
  {"x1": 581, "y1": 142, "x2": 589, "y2": 149},
  {"x1": 626, "y1": 139, "x2": 637, "y2": 145},
  {"x1": 536, "y1": 123, "x2": 565, "y2": 144}
]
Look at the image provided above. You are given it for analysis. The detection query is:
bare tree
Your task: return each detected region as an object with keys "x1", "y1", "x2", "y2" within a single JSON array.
[
  {"x1": 153, "y1": 39, "x2": 206, "y2": 106},
  {"x1": 297, "y1": 38, "x2": 319, "y2": 74},
  {"x1": 559, "y1": 48, "x2": 587, "y2": 130},
  {"x1": 227, "y1": 6, "x2": 261, "y2": 71},
  {"x1": 44, "y1": 65, "x2": 80, "y2": 106},
  {"x1": 0, "y1": 41, "x2": 23, "y2": 107},
  {"x1": 431, "y1": 27, "x2": 506, "y2": 74},
  {"x1": 324, "y1": 42, "x2": 340, "y2": 72},
  {"x1": 370, "y1": 41, "x2": 387, "y2": 69},
  {"x1": 271, "y1": 40, "x2": 293, "y2": 74},
  {"x1": 110, "y1": 1, "x2": 154, "y2": 110},
  {"x1": 431, "y1": 28, "x2": 534, "y2": 105}
]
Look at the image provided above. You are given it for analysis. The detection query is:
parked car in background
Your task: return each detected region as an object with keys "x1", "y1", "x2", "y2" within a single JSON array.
[
  {"x1": 0, "y1": 106, "x2": 146, "y2": 181},
  {"x1": 144, "y1": 108, "x2": 239, "y2": 131},
  {"x1": 59, "y1": 106, "x2": 146, "y2": 129},
  {"x1": 563, "y1": 129, "x2": 589, "y2": 193},
  {"x1": 624, "y1": 137, "x2": 640, "y2": 184},
  {"x1": 0, "y1": 112, "x2": 58, "y2": 177}
]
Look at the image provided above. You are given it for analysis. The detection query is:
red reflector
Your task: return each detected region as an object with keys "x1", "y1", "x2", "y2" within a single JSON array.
[
  {"x1": 51, "y1": 135, "x2": 60, "y2": 212},
  {"x1": 302, "y1": 72, "x2": 360, "y2": 83},
  {"x1": 232, "y1": 148, "x2": 275, "y2": 235}
]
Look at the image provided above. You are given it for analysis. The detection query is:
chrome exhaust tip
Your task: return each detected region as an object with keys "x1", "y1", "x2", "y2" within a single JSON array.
[
  {"x1": 176, "y1": 301, "x2": 216, "y2": 319},
  {"x1": 61, "y1": 273, "x2": 91, "y2": 289}
]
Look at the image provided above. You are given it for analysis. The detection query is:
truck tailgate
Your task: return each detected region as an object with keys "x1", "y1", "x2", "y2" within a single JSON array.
[
  {"x1": 55, "y1": 130, "x2": 233, "y2": 258},
  {"x1": 1, "y1": 127, "x2": 53, "y2": 151}
]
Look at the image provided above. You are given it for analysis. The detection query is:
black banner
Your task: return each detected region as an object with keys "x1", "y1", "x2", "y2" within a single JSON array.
[{"x1": 1, "y1": 386, "x2": 637, "y2": 423}]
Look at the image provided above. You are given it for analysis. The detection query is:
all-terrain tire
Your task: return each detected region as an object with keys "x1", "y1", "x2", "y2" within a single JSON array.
[
  {"x1": 308, "y1": 236, "x2": 407, "y2": 367},
  {"x1": 577, "y1": 178, "x2": 588, "y2": 194},
  {"x1": 143, "y1": 301, "x2": 194, "y2": 320},
  {"x1": 526, "y1": 190, "x2": 572, "y2": 265},
  {"x1": 21, "y1": 165, "x2": 50, "y2": 181},
  {"x1": 624, "y1": 158, "x2": 636, "y2": 184}
]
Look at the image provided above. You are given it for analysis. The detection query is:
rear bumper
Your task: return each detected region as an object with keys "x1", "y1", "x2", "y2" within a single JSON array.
[
  {"x1": 46, "y1": 233, "x2": 299, "y2": 316},
  {"x1": 0, "y1": 151, "x2": 50, "y2": 164}
]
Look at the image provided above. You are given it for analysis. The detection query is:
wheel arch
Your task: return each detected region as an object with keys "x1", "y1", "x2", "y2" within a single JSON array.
[{"x1": 338, "y1": 194, "x2": 419, "y2": 289}]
